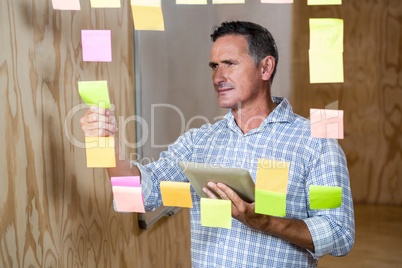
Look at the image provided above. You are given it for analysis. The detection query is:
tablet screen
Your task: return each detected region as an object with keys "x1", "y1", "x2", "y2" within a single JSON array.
[{"x1": 179, "y1": 161, "x2": 255, "y2": 203}]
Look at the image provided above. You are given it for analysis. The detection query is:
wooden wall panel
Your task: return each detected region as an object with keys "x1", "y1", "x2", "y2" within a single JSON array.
[
  {"x1": 0, "y1": 0, "x2": 191, "y2": 267},
  {"x1": 291, "y1": 0, "x2": 402, "y2": 205}
]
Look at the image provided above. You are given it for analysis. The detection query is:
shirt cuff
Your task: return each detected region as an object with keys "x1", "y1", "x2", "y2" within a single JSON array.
[
  {"x1": 303, "y1": 216, "x2": 334, "y2": 259},
  {"x1": 131, "y1": 161, "x2": 158, "y2": 211}
]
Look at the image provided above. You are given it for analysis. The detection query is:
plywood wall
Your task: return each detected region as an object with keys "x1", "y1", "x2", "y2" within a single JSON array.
[
  {"x1": 291, "y1": 0, "x2": 402, "y2": 205},
  {"x1": 0, "y1": 0, "x2": 191, "y2": 267}
]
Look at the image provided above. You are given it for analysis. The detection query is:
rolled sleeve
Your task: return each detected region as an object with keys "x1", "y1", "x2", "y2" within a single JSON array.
[
  {"x1": 128, "y1": 128, "x2": 199, "y2": 212},
  {"x1": 304, "y1": 139, "x2": 355, "y2": 259}
]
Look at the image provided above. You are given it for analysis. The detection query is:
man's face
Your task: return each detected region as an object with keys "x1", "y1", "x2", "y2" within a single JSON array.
[{"x1": 209, "y1": 34, "x2": 265, "y2": 110}]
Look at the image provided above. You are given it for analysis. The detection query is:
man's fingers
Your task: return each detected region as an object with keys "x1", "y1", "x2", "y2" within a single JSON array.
[
  {"x1": 80, "y1": 106, "x2": 117, "y2": 137},
  {"x1": 84, "y1": 128, "x2": 116, "y2": 137},
  {"x1": 202, "y1": 186, "x2": 219, "y2": 199}
]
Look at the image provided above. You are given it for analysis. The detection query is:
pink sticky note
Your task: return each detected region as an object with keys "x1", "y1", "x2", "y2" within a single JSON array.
[
  {"x1": 52, "y1": 0, "x2": 81, "y2": 10},
  {"x1": 310, "y1": 109, "x2": 344, "y2": 139},
  {"x1": 113, "y1": 186, "x2": 145, "y2": 213},
  {"x1": 81, "y1": 30, "x2": 112, "y2": 62},
  {"x1": 111, "y1": 176, "x2": 141, "y2": 187}
]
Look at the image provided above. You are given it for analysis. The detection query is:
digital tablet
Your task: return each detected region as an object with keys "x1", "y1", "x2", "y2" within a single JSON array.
[{"x1": 178, "y1": 161, "x2": 255, "y2": 203}]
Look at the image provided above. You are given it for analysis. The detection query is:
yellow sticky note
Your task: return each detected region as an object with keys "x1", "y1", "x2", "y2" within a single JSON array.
[
  {"x1": 131, "y1": 0, "x2": 165, "y2": 31},
  {"x1": 201, "y1": 198, "x2": 231, "y2": 229},
  {"x1": 176, "y1": 0, "x2": 207, "y2": 4},
  {"x1": 160, "y1": 181, "x2": 193, "y2": 208},
  {"x1": 256, "y1": 159, "x2": 290, "y2": 194},
  {"x1": 85, "y1": 137, "x2": 116, "y2": 167},
  {"x1": 212, "y1": 0, "x2": 245, "y2": 4},
  {"x1": 309, "y1": 50, "x2": 344, "y2": 83},
  {"x1": 113, "y1": 186, "x2": 145, "y2": 213},
  {"x1": 90, "y1": 0, "x2": 121, "y2": 8},
  {"x1": 308, "y1": 0, "x2": 341, "y2": 5},
  {"x1": 78, "y1": 81, "x2": 111, "y2": 108},
  {"x1": 310, "y1": 18, "x2": 343, "y2": 52}
]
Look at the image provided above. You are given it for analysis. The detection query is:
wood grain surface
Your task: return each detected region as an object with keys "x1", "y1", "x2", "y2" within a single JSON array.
[
  {"x1": 0, "y1": 0, "x2": 191, "y2": 267},
  {"x1": 291, "y1": 0, "x2": 402, "y2": 205},
  {"x1": 319, "y1": 204, "x2": 402, "y2": 267}
]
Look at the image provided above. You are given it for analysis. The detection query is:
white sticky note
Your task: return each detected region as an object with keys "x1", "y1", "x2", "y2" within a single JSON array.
[
  {"x1": 213, "y1": 0, "x2": 245, "y2": 4},
  {"x1": 176, "y1": 0, "x2": 207, "y2": 4},
  {"x1": 308, "y1": 0, "x2": 342, "y2": 5},
  {"x1": 52, "y1": 0, "x2": 80, "y2": 10},
  {"x1": 261, "y1": 0, "x2": 293, "y2": 3},
  {"x1": 90, "y1": 0, "x2": 121, "y2": 8}
]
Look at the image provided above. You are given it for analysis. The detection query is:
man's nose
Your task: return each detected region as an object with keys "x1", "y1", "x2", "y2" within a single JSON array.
[{"x1": 213, "y1": 67, "x2": 227, "y2": 85}]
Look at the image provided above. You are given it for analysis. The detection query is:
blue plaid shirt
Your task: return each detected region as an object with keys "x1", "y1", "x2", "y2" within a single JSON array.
[{"x1": 135, "y1": 97, "x2": 355, "y2": 267}]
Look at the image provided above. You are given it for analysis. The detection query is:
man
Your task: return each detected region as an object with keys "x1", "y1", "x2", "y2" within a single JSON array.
[{"x1": 80, "y1": 21, "x2": 355, "y2": 267}]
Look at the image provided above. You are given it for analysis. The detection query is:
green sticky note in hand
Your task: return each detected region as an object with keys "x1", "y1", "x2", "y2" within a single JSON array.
[
  {"x1": 78, "y1": 80, "x2": 111, "y2": 108},
  {"x1": 255, "y1": 189, "x2": 286, "y2": 217},
  {"x1": 201, "y1": 198, "x2": 231, "y2": 229},
  {"x1": 309, "y1": 185, "x2": 342, "y2": 209}
]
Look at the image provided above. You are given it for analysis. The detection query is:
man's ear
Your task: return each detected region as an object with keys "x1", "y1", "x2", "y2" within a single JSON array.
[{"x1": 260, "y1": 56, "x2": 275, "y2": 81}]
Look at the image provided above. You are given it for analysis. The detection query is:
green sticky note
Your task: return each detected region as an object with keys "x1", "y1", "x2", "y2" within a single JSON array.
[
  {"x1": 308, "y1": 0, "x2": 341, "y2": 5},
  {"x1": 255, "y1": 189, "x2": 286, "y2": 217},
  {"x1": 309, "y1": 50, "x2": 344, "y2": 83},
  {"x1": 310, "y1": 18, "x2": 343, "y2": 52},
  {"x1": 78, "y1": 81, "x2": 111, "y2": 108},
  {"x1": 309, "y1": 185, "x2": 342, "y2": 209},
  {"x1": 201, "y1": 198, "x2": 231, "y2": 229}
]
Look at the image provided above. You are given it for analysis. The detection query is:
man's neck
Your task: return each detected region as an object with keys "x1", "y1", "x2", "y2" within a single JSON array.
[{"x1": 232, "y1": 96, "x2": 277, "y2": 134}]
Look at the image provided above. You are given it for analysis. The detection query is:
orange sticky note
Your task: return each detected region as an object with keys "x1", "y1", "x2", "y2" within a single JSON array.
[
  {"x1": 113, "y1": 186, "x2": 146, "y2": 212},
  {"x1": 310, "y1": 109, "x2": 344, "y2": 139},
  {"x1": 85, "y1": 137, "x2": 116, "y2": 168},
  {"x1": 160, "y1": 181, "x2": 193, "y2": 208},
  {"x1": 256, "y1": 159, "x2": 290, "y2": 194}
]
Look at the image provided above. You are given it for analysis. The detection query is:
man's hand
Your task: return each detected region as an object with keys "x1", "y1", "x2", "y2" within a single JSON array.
[
  {"x1": 203, "y1": 182, "x2": 315, "y2": 252},
  {"x1": 79, "y1": 105, "x2": 117, "y2": 137}
]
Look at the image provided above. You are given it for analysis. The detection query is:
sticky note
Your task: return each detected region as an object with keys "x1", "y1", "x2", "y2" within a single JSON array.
[
  {"x1": 310, "y1": 19, "x2": 343, "y2": 52},
  {"x1": 78, "y1": 80, "x2": 111, "y2": 109},
  {"x1": 85, "y1": 137, "x2": 116, "y2": 167},
  {"x1": 131, "y1": 0, "x2": 165, "y2": 31},
  {"x1": 212, "y1": 0, "x2": 245, "y2": 4},
  {"x1": 113, "y1": 186, "x2": 146, "y2": 212},
  {"x1": 90, "y1": 0, "x2": 121, "y2": 8},
  {"x1": 176, "y1": 0, "x2": 207, "y2": 4},
  {"x1": 310, "y1": 109, "x2": 344, "y2": 139},
  {"x1": 309, "y1": 50, "x2": 344, "y2": 83},
  {"x1": 255, "y1": 189, "x2": 286, "y2": 217},
  {"x1": 201, "y1": 198, "x2": 231, "y2": 229},
  {"x1": 309, "y1": 185, "x2": 342, "y2": 209},
  {"x1": 261, "y1": 0, "x2": 293, "y2": 3},
  {"x1": 160, "y1": 181, "x2": 193, "y2": 208},
  {"x1": 111, "y1": 176, "x2": 141, "y2": 187},
  {"x1": 52, "y1": 0, "x2": 80, "y2": 10},
  {"x1": 308, "y1": 0, "x2": 341, "y2": 5},
  {"x1": 81, "y1": 30, "x2": 112, "y2": 62},
  {"x1": 256, "y1": 159, "x2": 290, "y2": 194}
]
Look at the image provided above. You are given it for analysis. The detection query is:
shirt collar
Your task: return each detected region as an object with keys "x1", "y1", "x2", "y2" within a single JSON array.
[{"x1": 223, "y1": 97, "x2": 295, "y2": 134}]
